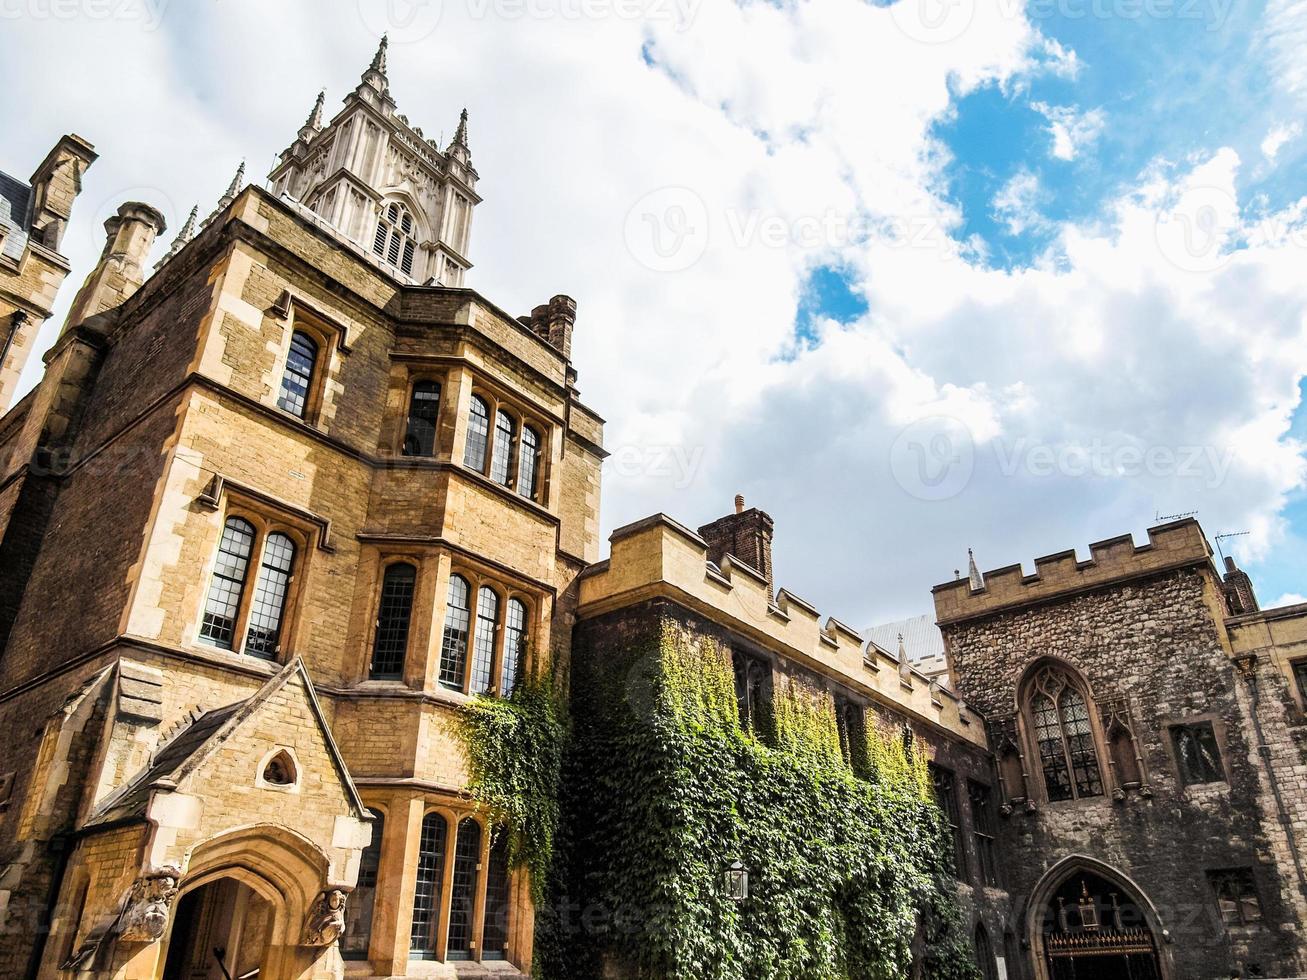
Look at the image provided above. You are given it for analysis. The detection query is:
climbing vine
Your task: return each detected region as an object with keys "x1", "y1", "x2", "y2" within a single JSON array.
[
  {"x1": 533, "y1": 609, "x2": 982, "y2": 980},
  {"x1": 456, "y1": 674, "x2": 565, "y2": 903}
]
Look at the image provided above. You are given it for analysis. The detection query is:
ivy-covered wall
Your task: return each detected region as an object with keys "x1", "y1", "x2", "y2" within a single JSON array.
[{"x1": 525, "y1": 597, "x2": 985, "y2": 980}]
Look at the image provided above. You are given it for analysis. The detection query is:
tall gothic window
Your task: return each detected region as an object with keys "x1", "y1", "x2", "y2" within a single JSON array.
[
  {"x1": 930, "y1": 763, "x2": 967, "y2": 880},
  {"x1": 410, "y1": 812, "x2": 448, "y2": 958},
  {"x1": 369, "y1": 563, "x2": 416, "y2": 680},
  {"x1": 447, "y1": 818, "x2": 482, "y2": 960},
  {"x1": 518, "y1": 425, "x2": 541, "y2": 501},
  {"x1": 439, "y1": 575, "x2": 472, "y2": 690},
  {"x1": 1171, "y1": 722, "x2": 1225, "y2": 786},
  {"x1": 199, "y1": 517, "x2": 255, "y2": 649},
  {"x1": 969, "y1": 781, "x2": 999, "y2": 887},
  {"x1": 343, "y1": 809, "x2": 384, "y2": 960},
  {"x1": 1293, "y1": 659, "x2": 1307, "y2": 703},
  {"x1": 244, "y1": 532, "x2": 294, "y2": 659},
  {"x1": 732, "y1": 650, "x2": 772, "y2": 739},
  {"x1": 470, "y1": 586, "x2": 500, "y2": 695},
  {"x1": 502, "y1": 598, "x2": 528, "y2": 697},
  {"x1": 403, "y1": 381, "x2": 441, "y2": 457},
  {"x1": 483, "y1": 826, "x2": 512, "y2": 960},
  {"x1": 373, "y1": 201, "x2": 417, "y2": 276},
  {"x1": 1025, "y1": 664, "x2": 1103, "y2": 802},
  {"x1": 277, "y1": 330, "x2": 318, "y2": 418},
  {"x1": 835, "y1": 696, "x2": 866, "y2": 774},
  {"x1": 464, "y1": 396, "x2": 490, "y2": 473},
  {"x1": 974, "y1": 924, "x2": 998, "y2": 980},
  {"x1": 490, "y1": 410, "x2": 516, "y2": 486}
]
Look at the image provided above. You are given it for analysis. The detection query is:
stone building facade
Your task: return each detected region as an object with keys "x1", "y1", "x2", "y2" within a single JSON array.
[
  {"x1": 0, "y1": 40, "x2": 602, "y2": 980},
  {"x1": 935, "y1": 519, "x2": 1307, "y2": 980},
  {"x1": 0, "y1": 134, "x2": 97, "y2": 412}
]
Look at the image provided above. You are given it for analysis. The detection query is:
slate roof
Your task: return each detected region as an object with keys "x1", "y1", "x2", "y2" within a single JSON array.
[
  {"x1": 0, "y1": 171, "x2": 31, "y2": 262},
  {"x1": 864, "y1": 612, "x2": 949, "y2": 679}
]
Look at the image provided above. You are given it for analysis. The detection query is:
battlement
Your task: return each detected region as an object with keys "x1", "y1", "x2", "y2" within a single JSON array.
[
  {"x1": 933, "y1": 519, "x2": 1214, "y2": 626},
  {"x1": 579, "y1": 513, "x2": 985, "y2": 746}
]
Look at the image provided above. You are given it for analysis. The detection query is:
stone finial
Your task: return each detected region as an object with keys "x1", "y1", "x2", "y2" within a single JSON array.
[
  {"x1": 203, "y1": 161, "x2": 245, "y2": 228},
  {"x1": 897, "y1": 632, "x2": 908, "y2": 665},
  {"x1": 369, "y1": 34, "x2": 388, "y2": 74},
  {"x1": 967, "y1": 547, "x2": 984, "y2": 592},
  {"x1": 154, "y1": 205, "x2": 198, "y2": 270},
  {"x1": 450, "y1": 107, "x2": 470, "y2": 150},
  {"x1": 359, "y1": 35, "x2": 390, "y2": 94},
  {"x1": 299, "y1": 89, "x2": 326, "y2": 142}
]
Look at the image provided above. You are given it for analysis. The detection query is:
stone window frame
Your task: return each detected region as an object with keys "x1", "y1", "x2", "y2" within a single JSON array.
[
  {"x1": 731, "y1": 646, "x2": 775, "y2": 742},
  {"x1": 928, "y1": 761, "x2": 969, "y2": 882},
  {"x1": 1206, "y1": 867, "x2": 1264, "y2": 929},
  {"x1": 361, "y1": 553, "x2": 425, "y2": 686},
  {"x1": 1289, "y1": 657, "x2": 1307, "y2": 713},
  {"x1": 967, "y1": 779, "x2": 1001, "y2": 888},
  {"x1": 273, "y1": 306, "x2": 342, "y2": 427},
  {"x1": 1161, "y1": 712, "x2": 1230, "y2": 792},
  {"x1": 194, "y1": 500, "x2": 313, "y2": 664},
  {"x1": 406, "y1": 803, "x2": 517, "y2": 964},
  {"x1": 1015, "y1": 657, "x2": 1112, "y2": 806},
  {"x1": 436, "y1": 561, "x2": 538, "y2": 700},
  {"x1": 342, "y1": 804, "x2": 388, "y2": 961},
  {"x1": 253, "y1": 746, "x2": 302, "y2": 794},
  {"x1": 462, "y1": 380, "x2": 550, "y2": 505},
  {"x1": 399, "y1": 371, "x2": 447, "y2": 458}
]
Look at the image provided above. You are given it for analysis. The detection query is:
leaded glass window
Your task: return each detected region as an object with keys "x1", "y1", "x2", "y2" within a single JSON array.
[
  {"x1": 969, "y1": 780, "x2": 999, "y2": 887},
  {"x1": 410, "y1": 812, "x2": 448, "y2": 957},
  {"x1": 502, "y1": 598, "x2": 527, "y2": 697},
  {"x1": 200, "y1": 517, "x2": 255, "y2": 649},
  {"x1": 1026, "y1": 665, "x2": 1103, "y2": 802},
  {"x1": 369, "y1": 563, "x2": 416, "y2": 680},
  {"x1": 403, "y1": 381, "x2": 441, "y2": 457},
  {"x1": 447, "y1": 818, "x2": 482, "y2": 959},
  {"x1": 930, "y1": 763, "x2": 967, "y2": 880},
  {"x1": 439, "y1": 575, "x2": 471, "y2": 690},
  {"x1": 1172, "y1": 722, "x2": 1225, "y2": 785},
  {"x1": 1208, "y1": 869, "x2": 1262, "y2": 927},
  {"x1": 277, "y1": 331, "x2": 318, "y2": 418},
  {"x1": 464, "y1": 396, "x2": 490, "y2": 472},
  {"x1": 244, "y1": 532, "x2": 294, "y2": 659},
  {"x1": 490, "y1": 410, "x2": 515, "y2": 486},
  {"x1": 483, "y1": 826, "x2": 512, "y2": 959},
  {"x1": 518, "y1": 426, "x2": 540, "y2": 500},
  {"x1": 343, "y1": 809, "x2": 384, "y2": 960},
  {"x1": 373, "y1": 201, "x2": 417, "y2": 276},
  {"x1": 470, "y1": 586, "x2": 499, "y2": 695}
]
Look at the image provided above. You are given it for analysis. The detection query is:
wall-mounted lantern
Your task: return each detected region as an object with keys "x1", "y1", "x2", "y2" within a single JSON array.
[{"x1": 725, "y1": 861, "x2": 749, "y2": 902}]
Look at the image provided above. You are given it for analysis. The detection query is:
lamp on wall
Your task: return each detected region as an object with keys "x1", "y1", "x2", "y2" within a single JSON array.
[{"x1": 724, "y1": 861, "x2": 749, "y2": 902}]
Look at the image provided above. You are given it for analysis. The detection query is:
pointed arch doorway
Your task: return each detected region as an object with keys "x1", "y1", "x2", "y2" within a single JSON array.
[
  {"x1": 1030, "y1": 859, "x2": 1168, "y2": 980},
  {"x1": 161, "y1": 878, "x2": 274, "y2": 979}
]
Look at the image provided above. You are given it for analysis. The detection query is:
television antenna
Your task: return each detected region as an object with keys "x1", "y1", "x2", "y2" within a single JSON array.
[{"x1": 1214, "y1": 530, "x2": 1250, "y2": 565}]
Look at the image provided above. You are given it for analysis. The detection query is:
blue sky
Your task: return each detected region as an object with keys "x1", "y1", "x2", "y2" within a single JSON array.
[{"x1": 4, "y1": 0, "x2": 1307, "y2": 623}]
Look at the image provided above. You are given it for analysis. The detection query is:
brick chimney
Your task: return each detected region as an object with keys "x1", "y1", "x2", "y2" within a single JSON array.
[
  {"x1": 698, "y1": 495, "x2": 775, "y2": 597},
  {"x1": 1221, "y1": 555, "x2": 1259, "y2": 616},
  {"x1": 547, "y1": 294, "x2": 576, "y2": 359}
]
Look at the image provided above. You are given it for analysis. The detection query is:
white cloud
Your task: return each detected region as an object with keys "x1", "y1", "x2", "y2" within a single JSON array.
[
  {"x1": 1270, "y1": 593, "x2": 1307, "y2": 608},
  {"x1": 1261, "y1": 121, "x2": 1302, "y2": 162},
  {"x1": 1032, "y1": 102, "x2": 1106, "y2": 161},
  {"x1": 1261, "y1": 0, "x2": 1307, "y2": 103},
  {"x1": 4, "y1": 1, "x2": 1307, "y2": 626}
]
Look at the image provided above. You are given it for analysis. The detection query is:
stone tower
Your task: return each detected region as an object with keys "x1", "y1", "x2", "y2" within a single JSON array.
[{"x1": 267, "y1": 36, "x2": 480, "y2": 287}]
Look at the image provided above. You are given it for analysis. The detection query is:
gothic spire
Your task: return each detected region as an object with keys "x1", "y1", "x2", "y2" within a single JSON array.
[
  {"x1": 300, "y1": 89, "x2": 325, "y2": 138},
  {"x1": 369, "y1": 34, "x2": 388, "y2": 74},
  {"x1": 154, "y1": 205, "x2": 198, "y2": 270},
  {"x1": 967, "y1": 547, "x2": 984, "y2": 592},
  {"x1": 897, "y1": 632, "x2": 908, "y2": 665},
  {"x1": 451, "y1": 108, "x2": 469, "y2": 150},
  {"x1": 359, "y1": 35, "x2": 390, "y2": 95},
  {"x1": 203, "y1": 161, "x2": 245, "y2": 228}
]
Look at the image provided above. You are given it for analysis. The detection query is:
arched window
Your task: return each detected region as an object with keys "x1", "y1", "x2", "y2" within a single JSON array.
[
  {"x1": 403, "y1": 381, "x2": 441, "y2": 457},
  {"x1": 343, "y1": 809, "x2": 384, "y2": 960},
  {"x1": 199, "y1": 517, "x2": 256, "y2": 649},
  {"x1": 974, "y1": 923, "x2": 998, "y2": 980},
  {"x1": 439, "y1": 575, "x2": 471, "y2": 690},
  {"x1": 517, "y1": 425, "x2": 541, "y2": 500},
  {"x1": 447, "y1": 818, "x2": 482, "y2": 960},
  {"x1": 470, "y1": 587, "x2": 500, "y2": 695},
  {"x1": 463, "y1": 396, "x2": 490, "y2": 473},
  {"x1": 410, "y1": 812, "x2": 448, "y2": 958},
  {"x1": 244, "y1": 532, "x2": 295, "y2": 659},
  {"x1": 1024, "y1": 664, "x2": 1103, "y2": 802},
  {"x1": 502, "y1": 598, "x2": 527, "y2": 696},
  {"x1": 372, "y1": 201, "x2": 417, "y2": 276},
  {"x1": 732, "y1": 650, "x2": 772, "y2": 739},
  {"x1": 277, "y1": 330, "x2": 318, "y2": 418},
  {"x1": 483, "y1": 826, "x2": 512, "y2": 960},
  {"x1": 490, "y1": 410, "x2": 516, "y2": 486},
  {"x1": 370, "y1": 563, "x2": 416, "y2": 680}
]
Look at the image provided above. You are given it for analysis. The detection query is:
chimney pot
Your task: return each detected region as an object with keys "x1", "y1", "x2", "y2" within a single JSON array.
[
  {"x1": 735, "y1": 494, "x2": 745, "y2": 514},
  {"x1": 1224, "y1": 555, "x2": 1237, "y2": 572}
]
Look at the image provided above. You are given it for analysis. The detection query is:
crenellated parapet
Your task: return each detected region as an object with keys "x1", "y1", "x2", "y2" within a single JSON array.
[
  {"x1": 579, "y1": 513, "x2": 985, "y2": 746},
  {"x1": 933, "y1": 518, "x2": 1214, "y2": 626}
]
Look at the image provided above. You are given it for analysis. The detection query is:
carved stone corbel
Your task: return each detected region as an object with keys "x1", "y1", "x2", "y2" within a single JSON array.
[
  {"x1": 303, "y1": 888, "x2": 348, "y2": 947},
  {"x1": 117, "y1": 865, "x2": 181, "y2": 942}
]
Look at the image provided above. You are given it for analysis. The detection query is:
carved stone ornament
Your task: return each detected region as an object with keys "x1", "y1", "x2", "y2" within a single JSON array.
[
  {"x1": 117, "y1": 865, "x2": 181, "y2": 942},
  {"x1": 303, "y1": 888, "x2": 348, "y2": 946}
]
